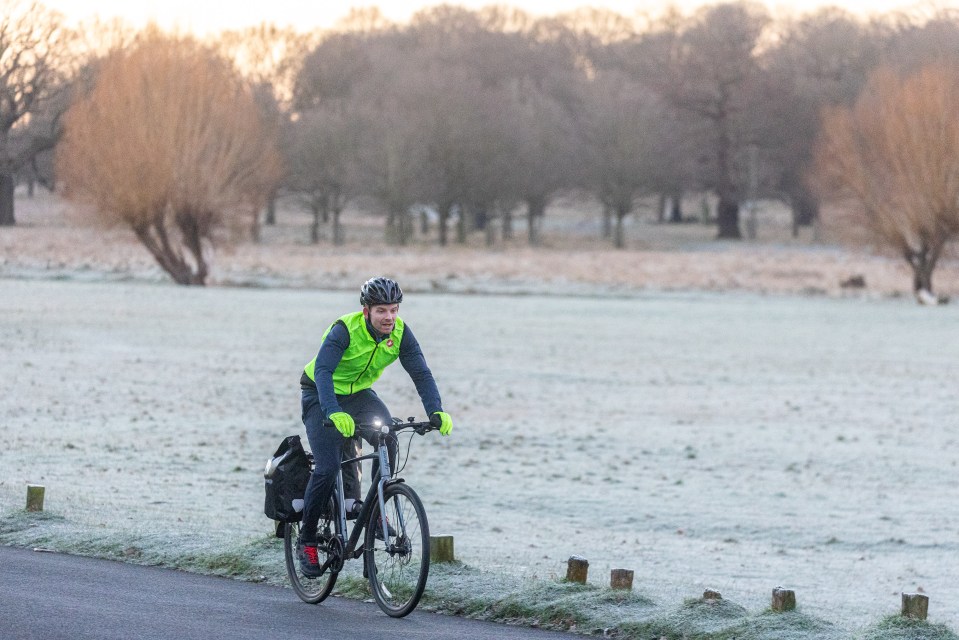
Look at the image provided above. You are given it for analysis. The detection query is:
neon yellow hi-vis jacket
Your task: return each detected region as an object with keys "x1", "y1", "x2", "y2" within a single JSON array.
[{"x1": 304, "y1": 311, "x2": 405, "y2": 396}]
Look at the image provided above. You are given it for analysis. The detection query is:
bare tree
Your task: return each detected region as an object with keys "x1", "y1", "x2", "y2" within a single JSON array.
[
  {"x1": 509, "y1": 89, "x2": 581, "y2": 246},
  {"x1": 760, "y1": 9, "x2": 878, "y2": 237},
  {"x1": 215, "y1": 23, "x2": 316, "y2": 110},
  {"x1": 57, "y1": 31, "x2": 280, "y2": 285},
  {"x1": 583, "y1": 72, "x2": 663, "y2": 248},
  {"x1": 216, "y1": 24, "x2": 317, "y2": 230},
  {"x1": 628, "y1": 2, "x2": 771, "y2": 239},
  {"x1": 0, "y1": 0, "x2": 74, "y2": 226},
  {"x1": 813, "y1": 64, "x2": 959, "y2": 301},
  {"x1": 284, "y1": 107, "x2": 363, "y2": 245}
]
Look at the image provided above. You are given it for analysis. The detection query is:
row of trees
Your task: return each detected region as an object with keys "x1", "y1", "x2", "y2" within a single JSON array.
[{"x1": 5, "y1": 1, "x2": 959, "y2": 294}]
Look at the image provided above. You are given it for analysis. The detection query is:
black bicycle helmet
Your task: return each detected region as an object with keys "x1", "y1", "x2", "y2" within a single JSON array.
[{"x1": 360, "y1": 276, "x2": 403, "y2": 306}]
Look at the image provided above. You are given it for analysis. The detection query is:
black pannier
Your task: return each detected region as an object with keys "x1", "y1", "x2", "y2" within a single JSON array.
[{"x1": 264, "y1": 435, "x2": 312, "y2": 525}]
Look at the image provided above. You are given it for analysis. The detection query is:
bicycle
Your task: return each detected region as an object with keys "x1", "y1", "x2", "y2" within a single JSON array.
[{"x1": 283, "y1": 415, "x2": 440, "y2": 617}]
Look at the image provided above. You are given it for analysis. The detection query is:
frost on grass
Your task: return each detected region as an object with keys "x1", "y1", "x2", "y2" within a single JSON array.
[
  {"x1": 3, "y1": 279, "x2": 959, "y2": 637},
  {"x1": 0, "y1": 508, "x2": 287, "y2": 583},
  {"x1": 421, "y1": 562, "x2": 656, "y2": 632},
  {"x1": 861, "y1": 616, "x2": 959, "y2": 640},
  {"x1": 3, "y1": 508, "x2": 959, "y2": 640}
]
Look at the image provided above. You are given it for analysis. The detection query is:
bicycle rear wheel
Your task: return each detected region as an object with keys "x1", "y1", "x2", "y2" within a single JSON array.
[
  {"x1": 284, "y1": 506, "x2": 340, "y2": 604},
  {"x1": 363, "y1": 482, "x2": 430, "y2": 617}
]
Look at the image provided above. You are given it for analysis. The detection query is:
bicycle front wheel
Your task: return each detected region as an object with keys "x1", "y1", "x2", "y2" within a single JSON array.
[
  {"x1": 364, "y1": 482, "x2": 430, "y2": 617},
  {"x1": 284, "y1": 513, "x2": 339, "y2": 604}
]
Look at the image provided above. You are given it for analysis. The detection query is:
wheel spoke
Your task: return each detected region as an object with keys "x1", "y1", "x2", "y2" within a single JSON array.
[
  {"x1": 365, "y1": 484, "x2": 430, "y2": 617},
  {"x1": 284, "y1": 516, "x2": 339, "y2": 604}
]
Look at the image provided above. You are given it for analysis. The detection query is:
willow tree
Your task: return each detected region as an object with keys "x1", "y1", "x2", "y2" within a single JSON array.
[
  {"x1": 813, "y1": 64, "x2": 959, "y2": 302},
  {"x1": 57, "y1": 32, "x2": 280, "y2": 285}
]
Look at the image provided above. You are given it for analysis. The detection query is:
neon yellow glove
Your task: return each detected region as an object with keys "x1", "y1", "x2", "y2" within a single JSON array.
[
  {"x1": 432, "y1": 411, "x2": 453, "y2": 436},
  {"x1": 330, "y1": 412, "x2": 355, "y2": 438}
]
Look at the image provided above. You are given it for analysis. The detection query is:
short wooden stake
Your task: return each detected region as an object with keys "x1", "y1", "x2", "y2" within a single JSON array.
[
  {"x1": 566, "y1": 556, "x2": 589, "y2": 584},
  {"x1": 430, "y1": 535, "x2": 455, "y2": 563},
  {"x1": 772, "y1": 587, "x2": 796, "y2": 612},
  {"x1": 26, "y1": 485, "x2": 45, "y2": 512},
  {"x1": 901, "y1": 593, "x2": 929, "y2": 620},
  {"x1": 703, "y1": 589, "x2": 722, "y2": 601},
  {"x1": 610, "y1": 569, "x2": 634, "y2": 590}
]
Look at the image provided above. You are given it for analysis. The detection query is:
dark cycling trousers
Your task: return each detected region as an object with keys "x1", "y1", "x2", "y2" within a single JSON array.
[{"x1": 300, "y1": 387, "x2": 397, "y2": 543}]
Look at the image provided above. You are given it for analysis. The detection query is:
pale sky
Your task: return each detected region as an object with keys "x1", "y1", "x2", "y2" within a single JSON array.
[{"x1": 42, "y1": 0, "x2": 950, "y2": 35}]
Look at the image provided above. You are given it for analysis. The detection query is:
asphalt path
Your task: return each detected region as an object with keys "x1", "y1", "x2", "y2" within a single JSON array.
[{"x1": 0, "y1": 546, "x2": 574, "y2": 640}]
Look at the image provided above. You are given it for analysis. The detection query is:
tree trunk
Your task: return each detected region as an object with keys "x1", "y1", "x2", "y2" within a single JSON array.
[
  {"x1": 175, "y1": 209, "x2": 209, "y2": 285},
  {"x1": 908, "y1": 244, "x2": 939, "y2": 295},
  {"x1": 0, "y1": 172, "x2": 15, "y2": 226},
  {"x1": 399, "y1": 207, "x2": 412, "y2": 245},
  {"x1": 438, "y1": 202, "x2": 451, "y2": 246},
  {"x1": 133, "y1": 219, "x2": 206, "y2": 286},
  {"x1": 473, "y1": 204, "x2": 489, "y2": 233},
  {"x1": 264, "y1": 191, "x2": 277, "y2": 226},
  {"x1": 714, "y1": 115, "x2": 741, "y2": 239},
  {"x1": 613, "y1": 208, "x2": 628, "y2": 249},
  {"x1": 602, "y1": 204, "x2": 612, "y2": 238},
  {"x1": 385, "y1": 206, "x2": 409, "y2": 245},
  {"x1": 502, "y1": 205, "x2": 513, "y2": 241},
  {"x1": 456, "y1": 204, "x2": 468, "y2": 244},
  {"x1": 310, "y1": 201, "x2": 325, "y2": 245},
  {"x1": 250, "y1": 208, "x2": 261, "y2": 243},
  {"x1": 716, "y1": 196, "x2": 741, "y2": 239},
  {"x1": 332, "y1": 207, "x2": 344, "y2": 246},
  {"x1": 526, "y1": 195, "x2": 545, "y2": 246},
  {"x1": 791, "y1": 191, "x2": 819, "y2": 238},
  {"x1": 669, "y1": 188, "x2": 683, "y2": 223}
]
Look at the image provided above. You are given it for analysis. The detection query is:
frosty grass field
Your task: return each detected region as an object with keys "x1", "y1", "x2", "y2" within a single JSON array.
[{"x1": 1, "y1": 276, "x2": 958, "y2": 638}]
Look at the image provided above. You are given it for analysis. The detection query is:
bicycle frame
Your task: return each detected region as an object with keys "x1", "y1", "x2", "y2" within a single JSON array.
[{"x1": 330, "y1": 424, "x2": 400, "y2": 561}]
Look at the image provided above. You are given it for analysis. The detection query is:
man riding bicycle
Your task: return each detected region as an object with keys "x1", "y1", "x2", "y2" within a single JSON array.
[{"x1": 297, "y1": 276, "x2": 453, "y2": 576}]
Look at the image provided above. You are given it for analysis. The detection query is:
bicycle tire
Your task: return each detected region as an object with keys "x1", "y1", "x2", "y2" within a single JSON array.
[
  {"x1": 363, "y1": 482, "x2": 430, "y2": 617},
  {"x1": 284, "y1": 503, "x2": 340, "y2": 604}
]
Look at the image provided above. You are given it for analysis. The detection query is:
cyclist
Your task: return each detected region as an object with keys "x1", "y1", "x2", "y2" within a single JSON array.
[{"x1": 297, "y1": 276, "x2": 453, "y2": 576}]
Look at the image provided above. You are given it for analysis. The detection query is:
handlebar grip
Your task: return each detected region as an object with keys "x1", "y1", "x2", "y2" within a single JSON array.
[
  {"x1": 322, "y1": 419, "x2": 334, "y2": 428},
  {"x1": 429, "y1": 413, "x2": 443, "y2": 429}
]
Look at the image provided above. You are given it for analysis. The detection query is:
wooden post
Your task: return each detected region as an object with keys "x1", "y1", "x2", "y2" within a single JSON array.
[
  {"x1": 566, "y1": 556, "x2": 588, "y2": 584},
  {"x1": 901, "y1": 593, "x2": 929, "y2": 620},
  {"x1": 772, "y1": 587, "x2": 796, "y2": 612},
  {"x1": 610, "y1": 569, "x2": 634, "y2": 590},
  {"x1": 26, "y1": 485, "x2": 44, "y2": 512},
  {"x1": 430, "y1": 535, "x2": 455, "y2": 563},
  {"x1": 703, "y1": 589, "x2": 722, "y2": 601}
]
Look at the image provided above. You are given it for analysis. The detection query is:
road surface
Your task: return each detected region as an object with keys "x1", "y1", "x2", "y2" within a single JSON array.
[{"x1": 0, "y1": 546, "x2": 573, "y2": 640}]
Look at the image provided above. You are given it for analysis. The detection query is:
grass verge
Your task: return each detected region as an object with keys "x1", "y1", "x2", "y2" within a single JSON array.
[{"x1": 2, "y1": 508, "x2": 956, "y2": 640}]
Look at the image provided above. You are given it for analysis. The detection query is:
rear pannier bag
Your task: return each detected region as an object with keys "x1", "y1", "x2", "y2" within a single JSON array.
[{"x1": 264, "y1": 435, "x2": 312, "y2": 524}]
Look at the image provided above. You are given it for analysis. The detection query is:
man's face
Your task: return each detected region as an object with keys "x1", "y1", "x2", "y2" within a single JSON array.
[{"x1": 364, "y1": 303, "x2": 399, "y2": 336}]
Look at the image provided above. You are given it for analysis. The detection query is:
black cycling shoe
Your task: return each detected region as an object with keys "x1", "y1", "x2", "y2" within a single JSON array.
[{"x1": 296, "y1": 541, "x2": 323, "y2": 578}]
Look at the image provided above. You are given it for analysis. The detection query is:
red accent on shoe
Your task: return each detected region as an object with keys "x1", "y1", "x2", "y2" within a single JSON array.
[{"x1": 303, "y1": 545, "x2": 319, "y2": 565}]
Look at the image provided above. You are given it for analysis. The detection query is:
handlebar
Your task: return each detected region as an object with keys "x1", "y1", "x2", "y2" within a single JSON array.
[{"x1": 322, "y1": 415, "x2": 441, "y2": 437}]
